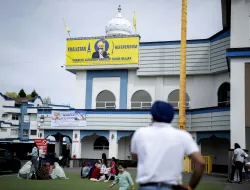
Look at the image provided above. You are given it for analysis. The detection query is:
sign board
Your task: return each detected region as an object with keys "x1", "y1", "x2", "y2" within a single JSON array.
[
  {"x1": 34, "y1": 139, "x2": 48, "y2": 154},
  {"x1": 66, "y1": 35, "x2": 140, "y2": 66},
  {"x1": 51, "y1": 110, "x2": 86, "y2": 128}
]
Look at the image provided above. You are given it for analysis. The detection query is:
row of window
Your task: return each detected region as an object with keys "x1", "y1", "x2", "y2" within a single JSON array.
[
  {"x1": 0, "y1": 128, "x2": 37, "y2": 137},
  {"x1": 95, "y1": 89, "x2": 190, "y2": 109},
  {"x1": 95, "y1": 82, "x2": 230, "y2": 109}
]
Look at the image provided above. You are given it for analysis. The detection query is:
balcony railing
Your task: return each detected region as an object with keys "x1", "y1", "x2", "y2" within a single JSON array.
[
  {"x1": 168, "y1": 101, "x2": 190, "y2": 109},
  {"x1": 96, "y1": 101, "x2": 116, "y2": 109},
  {"x1": 131, "y1": 101, "x2": 152, "y2": 109}
]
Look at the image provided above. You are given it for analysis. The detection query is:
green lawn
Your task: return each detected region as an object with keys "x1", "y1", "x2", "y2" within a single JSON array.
[{"x1": 1, "y1": 172, "x2": 225, "y2": 190}]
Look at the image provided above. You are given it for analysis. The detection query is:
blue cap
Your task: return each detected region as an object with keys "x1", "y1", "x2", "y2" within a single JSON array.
[{"x1": 151, "y1": 101, "x2": 175, "y2": 123}]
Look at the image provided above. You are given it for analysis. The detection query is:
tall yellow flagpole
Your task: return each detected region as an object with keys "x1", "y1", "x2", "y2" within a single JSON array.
[{"x1": 179, "y1": 0, "x2": 187, "y2": 130}]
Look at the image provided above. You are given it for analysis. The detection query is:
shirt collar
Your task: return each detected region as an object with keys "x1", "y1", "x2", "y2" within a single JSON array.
[{"x1": 151, "y1": 122, "x2": 172, "y2": 128}]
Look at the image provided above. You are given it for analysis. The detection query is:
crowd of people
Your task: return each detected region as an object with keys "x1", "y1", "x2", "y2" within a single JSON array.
[
  {"x1": 228, "y1": 143, "x2": 250, "y2": 184},
  {"x1": 17, "y1": 143, "x2": 69, "y2": 180},
  {"x1": 81, "y1": 153, "x2": 134, "y2": 190}
]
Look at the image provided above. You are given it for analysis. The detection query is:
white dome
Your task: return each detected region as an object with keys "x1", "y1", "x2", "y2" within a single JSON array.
[{"x1": 105, "y1": 5, "x2": 133, "y2": 36}]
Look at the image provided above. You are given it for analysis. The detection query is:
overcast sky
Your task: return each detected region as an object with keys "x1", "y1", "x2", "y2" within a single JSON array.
[{"x1": 0, "y1": 0, "x2": 222, "y2": 106}]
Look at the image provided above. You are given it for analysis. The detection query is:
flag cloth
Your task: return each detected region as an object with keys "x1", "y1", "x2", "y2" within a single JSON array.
[
  {"x1": 133, "y1": 11, "x2": 136, "y2": 31},
  {"x1": 62, "y1": 18, "x2": 70, "y2": 33}
]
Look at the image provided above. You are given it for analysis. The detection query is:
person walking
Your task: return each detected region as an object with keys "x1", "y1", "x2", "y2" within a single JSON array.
[
  {"x1": 62, "y1": 144, "x2": 71, "y2": 168},
  {"x1": 130, "y1": 101, "x2": 205, "y2": 190},
  {"x1": 28, "y1": 143, "x2": 39, "y2": 172},
  {"x1": 228, "y1": 143, "x2": 248, "y2": 184}
]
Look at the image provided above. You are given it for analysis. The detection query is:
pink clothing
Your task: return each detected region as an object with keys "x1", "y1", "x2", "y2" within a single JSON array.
[{"x1": 110, "y1": 161, "x2": 116, "y2": 175}]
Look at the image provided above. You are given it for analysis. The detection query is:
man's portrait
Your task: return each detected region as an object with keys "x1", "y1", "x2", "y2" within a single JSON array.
[{"x1": 92, "y1": 40, "x2": 109, "y2": 59}]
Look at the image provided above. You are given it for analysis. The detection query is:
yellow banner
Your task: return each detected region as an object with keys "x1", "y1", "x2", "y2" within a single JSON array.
[{"x1": 66, "y1": 36, "x2": 139, "y2": 66}]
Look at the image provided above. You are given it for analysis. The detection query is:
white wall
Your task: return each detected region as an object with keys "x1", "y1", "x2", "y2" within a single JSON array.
[
  {"x1": 75, "y1": 71, "x2": 87, "y2": 109},
  {"x1": 33, "y1": 99, "x2": 43, "y2": 107},
  {"x1": 3, "y1": 100, "x2": 15, "y2": 107},
  {"x1": 0, "y1": 96, "x2": 4, "y2": 121},
  {"x1": 81, "y1": 134, "x2": 109, "y2": 159},
  {"x1": 230, "y1": 58, "x2": 250, "y2": 149},
  {"x1": 118, "y1": 135, "x2": 132, "y2": 160},
  {"x1": 92, "y1": 77, "x2": 120, "y2": 109},
  {"x1": 200, "y1": 138, "x2": 230, "y2": 165},
  {"x1": 127, "y1": 71, "x2": 229, "y2": 109},
  {"x1": 127, "y1": 70, "x2": 155, "y2": 109},
  {"x1": 231, "y1": 0, "x2": 250, "y2": 48}
]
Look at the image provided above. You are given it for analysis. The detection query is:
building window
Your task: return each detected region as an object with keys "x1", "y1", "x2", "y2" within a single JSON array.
[
  {"x1": 2, "y1": 114, "x2": 8, "y2": 118},
  {"x1": 12, "y1": 114, "x2": 19, "y2": 121},
  {"x1": 0, "y1": 128, "x2": 7, "y2": 132},
  {"x1": 11, "y1": 129, "x2": 18, "y2": 136},
  {"x1": 93, "y1": 136, "x2": 109, "y2": 150},
  {"x1": 96, "y1": 90, "x2": 116, "y2": 109},
  {"x1": 30, "y1": 114, "x2": 37, "y2": 121},
  {"x1": 24, "y1": 115, "x2": 30, "y2": 123},
  {"x1": 23, "y1": 129, "x2": 29, "y2": 138},
  {"x1": 30, "y1": 130, "x2": 37, "y2": 136},
  {"x1": 218, "y1": 82, "x2": 230, "y2": 107},
  {"x1": 131, "y1": 90, "x2": 152, "y2": 109},
  {"x1": 167, "y1": 89, "x2": 190, "y2": 109}
]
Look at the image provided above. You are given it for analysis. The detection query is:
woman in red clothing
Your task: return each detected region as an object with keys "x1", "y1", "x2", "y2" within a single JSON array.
[
  {"x1": 110, "y1": 157, "x2": 117, "y2": 176},
  {"x1": 90, "y1": 163, "x2": 101, "y2": 181}
]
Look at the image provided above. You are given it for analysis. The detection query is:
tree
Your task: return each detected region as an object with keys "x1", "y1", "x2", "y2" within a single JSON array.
[
  {"x1": 26, "y1": 94, "x2": 33, "y2": 98},
  {"x1": 5, "y1": 92, "x2": 19, "y2": 98},
  {"x1": 44, "y1": 96, "x2": 51, "y2": 104},
  {"x1": 18, "y1": 89, "x2": 26, "y2": 98},
  {"x1": 31, "y1": 90, "x2": 38, "y2": 98}
]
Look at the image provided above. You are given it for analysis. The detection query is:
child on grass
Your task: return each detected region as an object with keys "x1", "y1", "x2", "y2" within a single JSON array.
[{"x1": 109, "y1": 163, "x2": 134, "y2": 190}]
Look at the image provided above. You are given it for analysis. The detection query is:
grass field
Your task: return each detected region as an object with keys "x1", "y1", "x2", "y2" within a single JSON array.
[{"x1": 0, "y1": 172, "x2": 226, "y2": 190}]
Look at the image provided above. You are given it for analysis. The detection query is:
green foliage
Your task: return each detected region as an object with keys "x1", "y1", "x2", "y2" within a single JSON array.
[
  {"x1": 18, "y1": 89, "x2": 26, "y2": 98},
  {"x1": 4, "y1": 92, "x2": 19, "y2": 98}
]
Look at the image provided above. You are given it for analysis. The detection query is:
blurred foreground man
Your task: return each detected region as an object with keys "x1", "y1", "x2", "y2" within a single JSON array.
[{"x1": 131, "y1": 101, "x2": 205, "y2": 190}]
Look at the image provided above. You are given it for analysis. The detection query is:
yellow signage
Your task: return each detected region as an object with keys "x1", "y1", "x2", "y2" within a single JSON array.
[{"x1": 66, "y1": 36, "x2": 140, "y2": 66}]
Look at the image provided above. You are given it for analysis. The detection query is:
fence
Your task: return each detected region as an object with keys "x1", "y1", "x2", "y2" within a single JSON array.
[{"x1": 183, "y1": 156, "x2": 212, "y2": 174}]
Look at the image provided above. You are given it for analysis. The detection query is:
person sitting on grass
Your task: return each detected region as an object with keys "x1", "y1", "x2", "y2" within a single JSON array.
[
  {"x1": 50, "y1": 162, "x2": 69, "y2": 179},
  {"x1": 81, "y1": 163, "x2": 90, "y2": 178},
  {"x1": 109, "y1": 163, "x2": 134, "y2": 190},
  {"x1": 90, "y1": 163, "x2": 101, "y2": 181},
  {"x1": 36, "y1": 163, "x2": 50, "y2": 180},
  {"x1": 17, "y1": 161, "x2": 32, "y2": 179},
  {"x1": 88, "y1": 162, "x2": 97, "y2": 179}
]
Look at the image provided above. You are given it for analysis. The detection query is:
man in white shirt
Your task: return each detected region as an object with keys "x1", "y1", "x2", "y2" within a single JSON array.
[
  {"x1": 131, "y1": 101, "x2": 205, "y2": 190},
  {"x1": 229, "y1": 143, "x2": 247, "y2": 184}
]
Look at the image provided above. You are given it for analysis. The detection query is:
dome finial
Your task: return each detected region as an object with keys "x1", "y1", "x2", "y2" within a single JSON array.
[{"x1": 118, "y1": 5, "x2": 121, "y2": 13}]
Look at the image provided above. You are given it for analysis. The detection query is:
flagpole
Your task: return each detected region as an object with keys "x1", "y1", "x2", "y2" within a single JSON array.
[
  {"x1": 179, "y1": 0, "x2": 187, "y2": 130},
  {"x1": 68, "y1": 32, "x2": 71, "y2": 38}
]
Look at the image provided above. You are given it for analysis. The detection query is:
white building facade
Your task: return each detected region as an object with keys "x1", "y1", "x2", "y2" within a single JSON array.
[{"x1": 1, "y1": 1, "x2": 248, "y2": 173}]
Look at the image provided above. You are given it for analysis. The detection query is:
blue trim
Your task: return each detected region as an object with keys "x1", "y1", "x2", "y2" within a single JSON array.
[
  {"x1": 85, "y1": 70, "x2": 128, "y2": 109},
  {"x1": 197, "y1": 131, "x2": 230, "y2": 144},
  {"x1": 226, "y1": 51, "x2": 250, "y2": 58},
  {"x1": 3, "y1": 106, "x2": 20, "y2": 108},
  {"x1": 44, "y1": 130, "x2": 73, "y2": 140},
  {"x1": 0, "y1": 120, "x2": 19, "y2": 126},
  {"x1": 48, "y1": 104, "x2": 71, "y2": 108},
  {"x1": 80, "y1": 130, "x2": 109, "y2": 140},
  {"x1": 37, "y1": 107, "x2": 230, "y2": 115},
  {"x1": 140, "y1": 29, "x2": 230, "y2": 46},
  {"x1": 117, "y1": 131, "x2": 134, "y2": 142},
  {"x1": 0, "y1": 92, "x2": 14, "y2": 101}
]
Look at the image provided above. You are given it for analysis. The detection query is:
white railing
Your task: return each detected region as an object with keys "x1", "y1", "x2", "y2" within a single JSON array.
[
  {"x1": 131, "y1": 101, "x2": 152, "y2": 109},
  {"x1": 218, "y1": 101, "x2": 230, "y2": 106},
  {"x1": 96, "y1": 101, "x2": 116, "y2": 109},
  {"x1": 93, "y1": 146, "x2": 109, "y2": 150},
  {"x1": 168, "y1": 101, "x2": 190, "y2": 109}
]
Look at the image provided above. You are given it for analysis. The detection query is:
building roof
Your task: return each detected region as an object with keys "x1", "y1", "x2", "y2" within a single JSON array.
[{"x1": 14, "y1": 97, "x2": 36, "y2": 104}]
